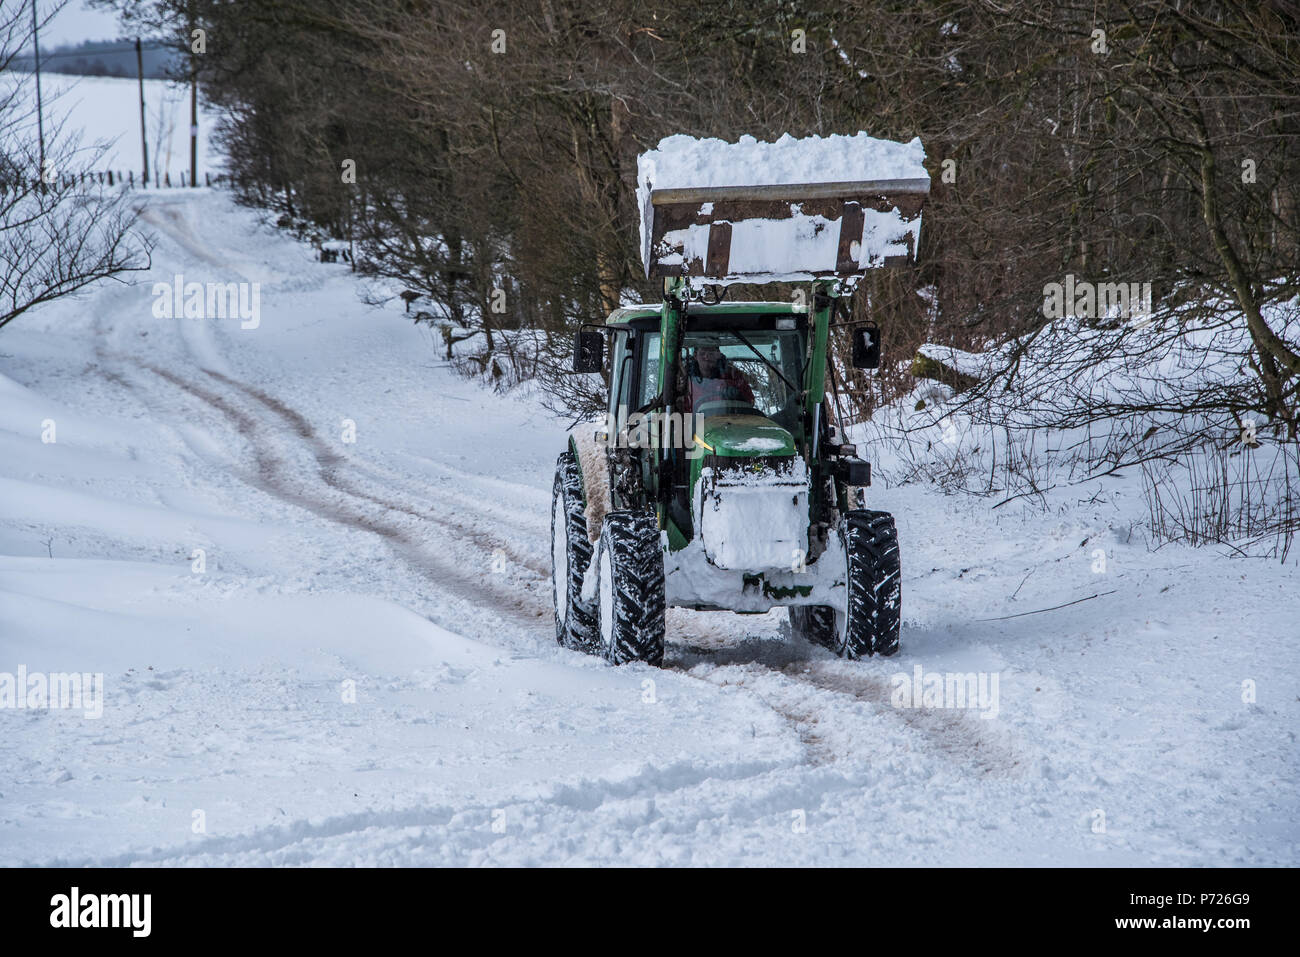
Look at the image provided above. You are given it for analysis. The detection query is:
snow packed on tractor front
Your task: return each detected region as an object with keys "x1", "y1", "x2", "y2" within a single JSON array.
[{"x1": 551, "y1": 130, "x2": 930, "y2": 665}]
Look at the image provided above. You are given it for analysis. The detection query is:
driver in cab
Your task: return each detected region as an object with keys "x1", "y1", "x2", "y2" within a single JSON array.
[{"x1": 684, "y1": 343, "x2": 755, "y2": 412}]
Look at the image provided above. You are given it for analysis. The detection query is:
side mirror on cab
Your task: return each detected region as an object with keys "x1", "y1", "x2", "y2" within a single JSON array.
[
  {"x1": 851, "y1": 324, "x2": 881, "y2": 370},
  {"x1": 573, "y1": 330, "x2": 604, "y2": 373}
]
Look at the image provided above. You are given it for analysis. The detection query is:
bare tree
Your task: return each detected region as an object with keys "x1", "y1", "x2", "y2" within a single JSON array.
[{"x1": 0, "y1": 1, "x2": 150, "y2": 332}]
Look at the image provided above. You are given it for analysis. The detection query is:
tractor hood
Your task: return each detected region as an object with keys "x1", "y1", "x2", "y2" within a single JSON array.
[{"x1": 696, "y1": 414, "x2": 796, "y2": 458}]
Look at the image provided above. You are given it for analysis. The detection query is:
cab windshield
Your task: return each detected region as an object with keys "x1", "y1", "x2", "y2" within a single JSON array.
[{"x1": 679, "y1": 328, "x2": 804, "y2": 426}]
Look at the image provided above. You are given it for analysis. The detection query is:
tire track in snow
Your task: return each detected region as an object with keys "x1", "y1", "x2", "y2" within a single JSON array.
[
  {"x1": 49, "y1": 756, "x2": 791, "y2": 867},
  {"x1": 668, "y1": 638, "x2": 1022, "y2": 775},
  {"x1": 777, "y1": 660, "x2": 1021, "y2": 775},
  {"x1": 354, "y1": 456, "x2": 550, "y2": 542},
  {"x1": 139, "y1": 195, "x2": 551, "y2": 560},
  {"x1": 139, "y1": 202, "x2": 283, "y2": 287},
  {"x1": 137, "y1": 362, "x2": 551, "y2": 628},
  {"x1": 200, "y1": 369, "x2": 548, "y2": 577}
]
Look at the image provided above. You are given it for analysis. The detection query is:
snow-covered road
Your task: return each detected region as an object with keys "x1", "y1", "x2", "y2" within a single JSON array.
[{"x1": 1, "y1": 190, "x2": 1296, "y2": 865}]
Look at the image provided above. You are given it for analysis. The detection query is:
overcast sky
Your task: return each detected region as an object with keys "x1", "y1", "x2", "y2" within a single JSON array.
[{"x1": 35, "y1": 1, "x2": 125, "y2": 48}]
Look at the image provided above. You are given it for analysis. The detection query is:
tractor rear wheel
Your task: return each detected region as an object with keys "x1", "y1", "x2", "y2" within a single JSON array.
[
  {"x1": 551, "y1": 452, "x2": 598, "y2": 651},
  {"x1": 594, "y1": 510, "x2": 666, "y2": 666},
  {"x1": 789, "y1": 509, "x2": 901, "y2": 658}
]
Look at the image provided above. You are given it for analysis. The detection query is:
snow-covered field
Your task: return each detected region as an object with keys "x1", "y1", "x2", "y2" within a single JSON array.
[
  {"x1": 2, "y1": 72, "x2": 223, "y2": 181},
  {"x1": 1, "y1": 189, "x2": 1297, "y2": 866}
]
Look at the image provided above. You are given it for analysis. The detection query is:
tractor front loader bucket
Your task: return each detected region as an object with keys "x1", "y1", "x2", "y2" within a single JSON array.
[{"x1": 643, "y1": 178, "x2": 929, "y2": 283}]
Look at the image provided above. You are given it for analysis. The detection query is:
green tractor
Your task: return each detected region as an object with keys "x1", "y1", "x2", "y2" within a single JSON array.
[{"x1": 551, "y1": 170, "x2": 927, "y2": 666}]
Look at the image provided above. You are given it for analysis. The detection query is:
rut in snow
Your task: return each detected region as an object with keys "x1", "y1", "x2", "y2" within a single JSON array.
[
  {"x1": 670, "y1": 635, "x2": 1022, "y2": 775},
  {"x1": 135, "y1": 359, "x2": 552, "y2": 627}
]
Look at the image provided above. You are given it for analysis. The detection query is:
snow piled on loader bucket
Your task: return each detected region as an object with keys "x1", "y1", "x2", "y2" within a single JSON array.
[{"x1": 637, "y1": 131, "x2": 929, "y2": 284}]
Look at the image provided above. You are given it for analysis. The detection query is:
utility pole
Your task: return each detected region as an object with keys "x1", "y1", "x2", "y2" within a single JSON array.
[
  {"x1": 189, "y1": 64, "x2": 197, "y2": 187},
  {"x1": 30, "y1": 0, "x2": 46, "y2": 182},
  {"x1": 136, "y1": 38, "x2": 149, "y2": 184},
  {"x1": 188, "y1": 3, "x2": 197, "y2": 187}
]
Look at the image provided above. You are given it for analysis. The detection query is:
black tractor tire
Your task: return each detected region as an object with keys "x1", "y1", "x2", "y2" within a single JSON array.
[
  {"x1": 551, "y1": 451, "x2": 598, "y2": 652},
  {"x1": 788, "y1": 509, "x2": 901, "y2": 658},
  {"x1": 593, "y1": 510, "x2": 666, "y2": 666}
]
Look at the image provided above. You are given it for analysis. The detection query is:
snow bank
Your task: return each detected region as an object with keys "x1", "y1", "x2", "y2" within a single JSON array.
[
  {"x1": 915, "y1": 342, "x2": 987, "y2": 379},
  {"x1": 915, "y1": 299, "x2": 1300, "y2": 441},
  {"x1": 864, "y1": 296, "x2": 1300, "y2": 556}
]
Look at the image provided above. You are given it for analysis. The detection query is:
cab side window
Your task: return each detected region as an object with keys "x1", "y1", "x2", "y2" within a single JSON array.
[
  {"x1": 608, "y1": 331, "x2": 632, "y2": 418},
  {"x1": 638, "y1": 332, "x2": 662, "y2": 408}
]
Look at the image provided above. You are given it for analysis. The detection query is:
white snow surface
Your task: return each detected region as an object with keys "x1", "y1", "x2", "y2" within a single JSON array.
[
  {"x1": 0, "y1": 190, "x2": 1296, "y2": 866},
  {"x1": 3, "y1": 72, "x2": 225, "y2": 182}
]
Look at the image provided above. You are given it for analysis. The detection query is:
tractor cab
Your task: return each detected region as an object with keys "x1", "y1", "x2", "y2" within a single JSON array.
[{"x1": 595, "y1": 302, "x2": 813, "y2": 559}]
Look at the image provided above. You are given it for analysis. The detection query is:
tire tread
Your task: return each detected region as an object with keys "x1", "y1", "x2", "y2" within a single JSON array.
[{"x1": 598, "y1": 510, "x2": 666, "y2": 666}]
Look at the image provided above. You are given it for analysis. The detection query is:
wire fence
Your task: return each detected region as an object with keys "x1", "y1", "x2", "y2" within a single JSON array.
[
  {"x1": 1141, "y1": 440, "x2": 1300, "y2": 562},
  {"x1": 0, "y1": 169, "x2": 233, "y2": 194}
]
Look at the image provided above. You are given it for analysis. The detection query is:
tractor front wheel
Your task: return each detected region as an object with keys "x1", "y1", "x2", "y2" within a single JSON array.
[
  {"x1": 551, "y1": 452, "x2": 598, "y2": 651},
  {"x1": 789, "y1": 509, "x2": 901, "y2": 658},
  {"x1": 594, "y1": 510, "x2": 666, "y2": 666}
]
